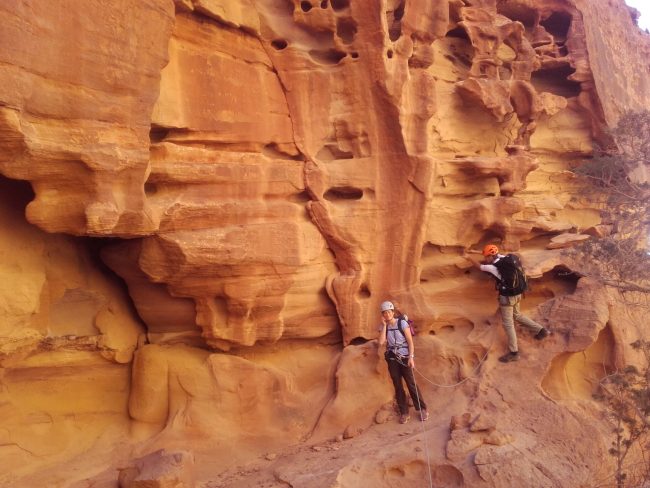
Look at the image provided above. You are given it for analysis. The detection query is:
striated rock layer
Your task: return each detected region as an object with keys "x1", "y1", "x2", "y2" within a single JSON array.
[{"x1": 0, "y1": 0, "x2": 649, "y2": 486}]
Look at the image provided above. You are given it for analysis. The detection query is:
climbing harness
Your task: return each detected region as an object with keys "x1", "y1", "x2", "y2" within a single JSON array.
[
  {"x1": 387, "y1": 352, "x2": 435, "y2": 488},
  {"x1": 399, "y1": 327, "x2": 497, "y2": 488}
]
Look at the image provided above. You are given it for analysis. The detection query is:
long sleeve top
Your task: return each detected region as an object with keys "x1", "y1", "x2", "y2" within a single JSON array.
[{"x1": 479, "y1": 254, "x2": 505, "y2": 280}]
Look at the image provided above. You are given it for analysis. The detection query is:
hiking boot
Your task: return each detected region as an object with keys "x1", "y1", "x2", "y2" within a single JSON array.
[
  {"x1": 498, "y1": 351, "x2": 520, "y2": 363},
  {"x1": 399, "y1": 414, "x2": 410, "y2": 424},
  {"x1": 535, "y1": 328, "x2": 549, "y2": 340},
  {"x1": 419, "y1": 410, "x2": 429, "y2": 422}
]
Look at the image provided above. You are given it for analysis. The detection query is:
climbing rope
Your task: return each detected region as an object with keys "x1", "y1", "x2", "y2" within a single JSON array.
[
  {"x1": 414, "y1": 344, "x2": 491, "y2": 388},
  {"x1": 389, "y1": 328, "x2": 497, "y2": 488},
  {"x1": 391, "y1": 345, "x2": 490, "y2": 488},
  {"x1": 414, "y1": 325, "x2": 497, "y2": 388},
  {"x1": 411, "y1": 364, "x2": 434, "y2": 488}
]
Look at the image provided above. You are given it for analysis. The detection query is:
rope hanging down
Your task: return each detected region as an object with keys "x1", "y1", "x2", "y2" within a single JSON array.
[
  {"x1": 391, "y1": 328, "x2": 496, "y2": 488},
  {"x1": 406, "y1": 327, "x2": 496, "y2": 388},
  {"x1": 411, "y1": 365, "x2": 434, "y2": 488},
  {"x1": 414, "y1": 345, "x2": 491, "y2": 388}
]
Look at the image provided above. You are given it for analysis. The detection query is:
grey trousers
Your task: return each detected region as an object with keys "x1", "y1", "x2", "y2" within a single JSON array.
[{"x1": 499, "y1": 294, "x2": 543, "y2": 352}]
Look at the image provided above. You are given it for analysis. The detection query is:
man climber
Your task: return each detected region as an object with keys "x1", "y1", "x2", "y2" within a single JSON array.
[{"x1": 477, "y1": 244, "x2": 550, "y2": 363}]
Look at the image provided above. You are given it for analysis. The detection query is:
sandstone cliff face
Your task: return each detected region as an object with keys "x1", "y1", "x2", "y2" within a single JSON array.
[{"x1": 0, "y1": 0, "x2": 649, "y2": 486}]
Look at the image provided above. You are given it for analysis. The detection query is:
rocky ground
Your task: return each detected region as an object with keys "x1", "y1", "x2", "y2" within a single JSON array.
[{"x1": 202, "y1": 402, "x2": 454, "y2": 488}]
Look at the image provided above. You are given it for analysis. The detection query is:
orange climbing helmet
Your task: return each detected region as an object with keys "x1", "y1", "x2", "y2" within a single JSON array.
[{"x1": 482, "y1": 244, "x2": 499, "y2": 257}]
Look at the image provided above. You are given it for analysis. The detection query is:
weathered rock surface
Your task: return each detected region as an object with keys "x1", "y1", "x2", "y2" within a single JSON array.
[
  {"x1": 118, "y1": 449, "x2": 195, "y2": 488},
  {"x1": 0, "y1": 0, "x2": 649, "y2": 487}
]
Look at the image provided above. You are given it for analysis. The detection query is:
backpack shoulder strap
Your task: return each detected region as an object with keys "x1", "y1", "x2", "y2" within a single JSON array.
[
  {"x1": 386, "y1": 318, "x2": 406, "y2": 337},
  {"x1": 396, "y1": 318, "x2": 407, "y2": 336},
  {"x1": 494, "y1": 254, "x2": 514, "y2": 272}
]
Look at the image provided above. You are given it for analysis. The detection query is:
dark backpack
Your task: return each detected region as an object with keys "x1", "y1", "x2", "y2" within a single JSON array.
[{"x1": 494, "y1": 254, "x2": 528, "y2": 296}]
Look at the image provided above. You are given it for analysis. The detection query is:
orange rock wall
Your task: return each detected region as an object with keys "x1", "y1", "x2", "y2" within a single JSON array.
[{"x1": 0, "y1": 0, "x2": 649, "y2": 486}]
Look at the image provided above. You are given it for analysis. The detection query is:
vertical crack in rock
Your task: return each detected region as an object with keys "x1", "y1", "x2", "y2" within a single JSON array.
[{"x1": 254, "y1": 0, "x2": 371, "y2": 343}]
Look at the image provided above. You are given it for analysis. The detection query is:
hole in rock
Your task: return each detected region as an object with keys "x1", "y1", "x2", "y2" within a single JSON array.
[
  {"x1": 330, "y1": 0, "x2": 349, "y2": 11},
  {"x1": 497, "y1": 2, "x2": 537, "y2": 28},
  {"x1": 551, "y1": 265, "x2": 581, "y2": 285},
  {"x1": 309, "y1": 49, "x2": 347, "y2": 65},
  {"x1": 389, "y1": 26, "x2": 401, "y2": 42},
  {"x1": 350, "y1": 52, "x2": 359, "y2": 59},
  {"x1": 149, "y1": 125, "x2": 169, "y2": 143},
  {"x1": 349, "y1": 337, "x2": 369, "y2": 345},
  {"x1": 271, "y1": 39, "x2": 288, "y2": 50},
  {"x1": 336, "y1": 17, "x2": 357, "y2": 44},
  {"x1": 386, "y1": 1, "x2": 404, "y2": 42},
  {"x1": 324, "y1": 186, "x2": 363, "y2": 201},
  {"x1": 289, "y1": 190, "x2": 311, "y2": 203},
  {"x1": 540, "y1": 11, "x2": 572, "y2": 41},
  {"x1": 515, "y1": 261, "x2": 581, "y2": 310},
  {"x1": 321, "y1": 0, "x2": 328, "y2": 7},
  {"x1": 477, "y1": 63, "x2": 492, "y2": 78},
  {"x1": 300, "y1": 1, "x2": 312, "y2": 12},
  {"x1": 445, "y1": 26, "x2": 470, "y2": 41},
  {"x1": 387, "y1": 49, "x2": 394, "y2": 59},
  {"x1": 530, "y1": 265, "x2": 580, "y2": 296},
  {"x1": 76, "y1": 236, "x2": 149, "y2": 337},
  {"x1": 58, "y1": 237, "x2": 146, "y2": 337},
  {"x1": 144, "y1": 182, "x2": 158, "y2": 195},
  {"x1": 0, "y1": 174, "x2": 35, "y2": 212},
  {"x1": 358, "y1": 283, "x2": 371, "y2": 298},
  {"x1": 531, "y1": 64, "x2": 581, "y2": 97},
  {"x1": 393, "y1": 1, "x2": 405, "y2": 21},
  {"x1": 0, "y1": 175, "x2": 36, "y2": 238}
]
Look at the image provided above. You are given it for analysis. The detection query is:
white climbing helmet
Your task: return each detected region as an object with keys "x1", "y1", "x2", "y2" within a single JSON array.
[{"x1": 380, "y1": 301, "x2": 394, "y2": 312}]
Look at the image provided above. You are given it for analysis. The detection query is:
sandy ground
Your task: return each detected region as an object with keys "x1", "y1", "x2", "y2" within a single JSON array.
[{"x1": 200, "y1": 406, "x2": 459, "y2": 488}]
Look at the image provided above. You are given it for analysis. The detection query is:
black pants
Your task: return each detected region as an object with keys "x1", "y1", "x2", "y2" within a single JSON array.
[{"x1": 386, "y1": 353, "x2": 427, "y2": 415}]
